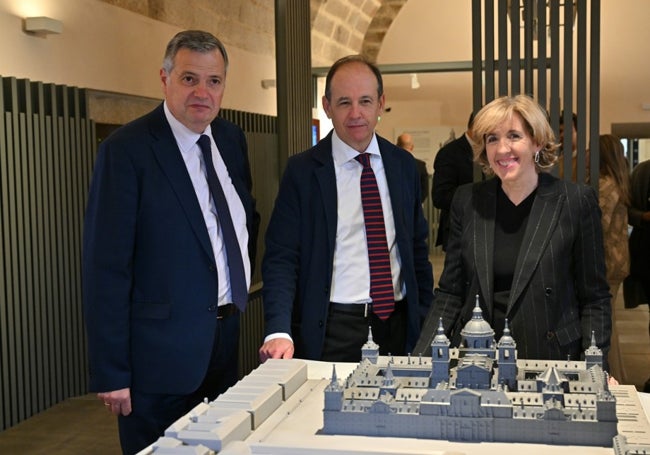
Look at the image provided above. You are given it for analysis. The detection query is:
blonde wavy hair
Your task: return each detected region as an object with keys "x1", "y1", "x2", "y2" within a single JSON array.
[{"x1": 470, "y1": 95, "x2": 560, "y2": 176}]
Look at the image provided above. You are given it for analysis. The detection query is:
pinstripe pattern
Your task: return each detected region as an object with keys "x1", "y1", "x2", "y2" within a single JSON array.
[
  {"x1": 356, "y1": 153, "x2": 394, "y2": 319},
  {"x1": 415, "y1": 173, "x2": 612, "y2": 369}
]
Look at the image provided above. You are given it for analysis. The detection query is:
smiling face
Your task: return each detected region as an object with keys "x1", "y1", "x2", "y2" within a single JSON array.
[
  {"x1": 160, "y1": 47, "x2": 226, "y2": 133},
  {"x1": 485, "y1": 113, "x2": 540, "y2": 185},
  {"x1": 322, "y1": 61, "x2": 385, "y2": 152}
]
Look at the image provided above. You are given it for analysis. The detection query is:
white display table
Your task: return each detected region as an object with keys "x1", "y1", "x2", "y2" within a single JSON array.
[{"x1": 142, "y1": 360, "x2": 650, "y2": 455}]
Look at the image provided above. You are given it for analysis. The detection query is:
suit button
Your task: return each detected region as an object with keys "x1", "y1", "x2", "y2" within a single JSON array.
[
  {"x1": 545, "y1": 288, "x2": 552, "y2": 296},
  {"x1": 546, "y1": 331, "x2": 554, "y2": 340},
  {"x1": 208, "y1": 304, "x2": 217, "y2": 312},
  {"x1": 318, "y1": 321, "x2": 324, "y2": 328}
]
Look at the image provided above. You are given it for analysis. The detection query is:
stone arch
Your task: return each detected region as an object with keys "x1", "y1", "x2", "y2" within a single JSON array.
[
  {"x1": 361, "y1": 0, "x2": 409, "y2": 62},
  {"x1": 100, "y1": 0, "x2": 407, "y2": 67},
  {"x1": 310, "y1": 0, "x2": 383, "y2": 66}
]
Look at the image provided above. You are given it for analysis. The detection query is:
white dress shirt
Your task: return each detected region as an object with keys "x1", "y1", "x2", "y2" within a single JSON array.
[
  {"x1": 164, "y1": 102, "x2": 250, "y2": 306},
  {"x1": 329, "y1": 130, "x2": 404, "y2": 304}
]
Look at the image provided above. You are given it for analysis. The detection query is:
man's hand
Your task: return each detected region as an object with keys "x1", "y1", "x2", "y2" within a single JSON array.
[
  {"x1": 98, "y1": 388, "x2": 132, "y2": 416},
  {"x1": 259, "y1": 338, "x2": 294, "y2": 362}
]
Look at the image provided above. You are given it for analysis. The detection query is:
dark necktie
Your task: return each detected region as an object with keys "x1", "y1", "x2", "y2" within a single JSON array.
[
  {"x1": 355, "y1": 153, "x2": 394, "y2": 320},
  {"x1": 197, "y1": 134, "x2": 248, "y2": 311}
]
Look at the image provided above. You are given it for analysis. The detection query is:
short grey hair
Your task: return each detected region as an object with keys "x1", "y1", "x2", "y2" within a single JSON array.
[{"x1": 162, "y1": 30, "x2": 229, "y2": 74}]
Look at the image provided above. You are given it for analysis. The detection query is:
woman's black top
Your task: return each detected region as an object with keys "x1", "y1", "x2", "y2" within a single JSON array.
[{"x1": 492, "y1": 182, "x2": 537, "y2": 339}]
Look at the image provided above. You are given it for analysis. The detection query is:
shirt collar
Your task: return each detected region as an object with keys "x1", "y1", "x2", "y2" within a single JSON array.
[
  {"x1": 163, "y1": 101, "x2": 212, "y2": 153},
  {"x1": 331, "y1": 129, "x2": 380, "y2": 167}
]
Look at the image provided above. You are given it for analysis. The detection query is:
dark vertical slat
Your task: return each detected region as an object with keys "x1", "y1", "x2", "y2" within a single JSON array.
[
  {"x1": 0, "y1": 76, "x2": 8, "y2": 431},
  {"x1": 548, "y1": 1, "x2": 561, "y2": 143},
  {"x1": 497, "y1": 0, "x2": 508, "y2": 96},
  {"x1": 20, "y1": 79, "x2": 38, "y2": 418},
  {"x1": 536, "y1": 0, "x2": 547, "y2": 107},
  {"x1": 562, "y1": 0, "x2": 574, "y2": 180},
  {"x1": 31, "y1": 110, "x2": 46, "y2": 413},
  {"x1": 484, "y1": 0, "x2": 495, "y2": 103},
  {"x1": 69, "y1": 88, "x2": 82, "y2": 394},
  {"x1": 43, "y1": 114, "x2": 56, "y2": 409},
  {"x1": 472, "y1": 0, "x2": 483, "y2": 109},
  {"x1": 31, "y1": 81, "x2": 46, "y2": 413},
  {"x1": 589, "y1": 0, "x2": 601, "y2": 188},
  {"x1": 576, "y1": 0, "x2": 587, "y2": 184},
  {"x1": 522, "y1": 0, "x2": 534, "y2": 95},
  {"x1": 19, "y1": 113, "x2": 32, "y2": 420},
  {"x1": 4, "y1": 79, "x2": 22, "y2": 426},
  {"x1": 510, "y1": 0, "x2": 521, "y2": 95},
  {"x1": 58, "y1": 83, "x2": 72, "y2": 399}
]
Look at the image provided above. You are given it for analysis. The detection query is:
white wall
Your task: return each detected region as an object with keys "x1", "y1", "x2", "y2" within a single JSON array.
[{"x1": 0, "y1": 0, "x2": 277, "y2": 115}]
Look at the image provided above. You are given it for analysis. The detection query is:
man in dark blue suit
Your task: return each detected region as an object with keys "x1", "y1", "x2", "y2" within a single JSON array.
[
  {"x1": 83, "y1": 30, "x2": 258, "y2": 454},
  {"x1": 259, "y1": 56, "x2": 433, "y2": 363}
]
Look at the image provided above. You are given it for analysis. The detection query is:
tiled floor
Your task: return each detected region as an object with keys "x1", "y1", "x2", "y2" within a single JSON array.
[{"x1": 0, "y1": 250, "x2": 648, "y2": 454}]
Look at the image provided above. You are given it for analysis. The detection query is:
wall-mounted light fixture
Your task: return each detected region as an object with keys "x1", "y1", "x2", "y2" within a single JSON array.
[{"x1": 23, "y1": 16, "x2": 63, "y2": 35}]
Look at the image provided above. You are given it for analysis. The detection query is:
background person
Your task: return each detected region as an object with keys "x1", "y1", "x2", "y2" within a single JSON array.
[
  {"x1": 624, "y1": 158, "x2": 650, "y2": 391},
  {"x1": 83, "y1": 30, "x2": 259, "y2": 454},
  {"x1": 595, "y1": 134, "x2": 631, "y2": 381},
  {"x1": 259, "y1": 55, "x2": 433, "y2": 363},
  {"x1": 414, "y1": 95, "x2": 612, "y2": 374},
  {"x1": 431, "y1": 112, "x2": 476, "y2": 251},
  {"x1": 397, "y1": 132, "x2": 429, "y2": 203}
]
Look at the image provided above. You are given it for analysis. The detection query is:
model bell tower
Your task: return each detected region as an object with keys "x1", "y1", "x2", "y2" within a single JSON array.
[{"x1": 430, "y1": 318, "x2": 451, "y2": 387}]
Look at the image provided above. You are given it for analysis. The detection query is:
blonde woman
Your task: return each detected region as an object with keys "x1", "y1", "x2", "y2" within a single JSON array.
[{"x1": 415, "y1": 95, "x2": 613, "y2": 376}]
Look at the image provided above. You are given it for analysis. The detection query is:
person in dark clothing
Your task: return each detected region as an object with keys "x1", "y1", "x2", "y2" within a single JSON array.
[
  {"x1": 431, "y1": 112, "x2": 476, "y2": 250},
  {"x1": 397, "y1": 132, "x2": 429, "y2": 203}
]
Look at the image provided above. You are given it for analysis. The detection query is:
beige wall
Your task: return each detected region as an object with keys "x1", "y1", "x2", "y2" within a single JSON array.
[
  {"x1": 376, "y1": 0, "x2": 650, "y2": 137},
  {"x1": 0, "y1": 0, "x2": 276, "y2": 116}
]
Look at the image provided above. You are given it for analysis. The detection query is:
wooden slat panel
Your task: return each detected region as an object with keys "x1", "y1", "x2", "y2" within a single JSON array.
[
  {"x1": 477, "y1": 0, "x2": 597, "y2": 185},
  {"x1": 0, "y1": 78, "x2": 9, "y2": 431},
  {"x1": 0, "y1": 77, "x2": 93, "y2": 430}
]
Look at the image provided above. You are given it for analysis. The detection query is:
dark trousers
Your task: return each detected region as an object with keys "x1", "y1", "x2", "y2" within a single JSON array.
[
  {"x1": 321, "y1": 300, "x2": 407, "y2": 362},
  {"x1": 117, "y1": 314, "x2": 240, "y2": 455}
]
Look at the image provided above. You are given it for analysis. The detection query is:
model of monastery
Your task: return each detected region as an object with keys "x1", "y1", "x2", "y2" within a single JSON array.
[
  {"x1": 322, "y1": 299, "x2": 618, "y2": 446},
  {"x1": 144, "y1": 299, "x2": 650, "y2": 454}
]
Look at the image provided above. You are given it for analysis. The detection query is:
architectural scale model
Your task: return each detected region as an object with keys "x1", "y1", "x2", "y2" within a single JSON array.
[
  {"x1": 142, "y1": 299, "x2": 650, "y2": 454},
  {"x1": 322, "y1": 299, "x2": 618, "y2": 446}
]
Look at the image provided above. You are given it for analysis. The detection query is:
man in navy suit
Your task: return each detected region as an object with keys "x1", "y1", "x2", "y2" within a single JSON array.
[
  {"x1": 83, "y1": 30, "x2": 258, "y2": 454},
  {"x1": 259, "y1": 56, "x2": 433, "y2": 363}
]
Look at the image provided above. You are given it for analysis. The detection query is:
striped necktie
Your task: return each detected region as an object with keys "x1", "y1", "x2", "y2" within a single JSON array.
[{"x1": 355, "y1": 152, "x2": 394, "y2": 320}]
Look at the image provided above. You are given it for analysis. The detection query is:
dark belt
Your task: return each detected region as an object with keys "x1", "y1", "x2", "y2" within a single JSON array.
[
  {"x1": 217, "y1": 304, "x2": 239, "y2": 319},
  {"x1": 329, "y1": 300, "x2": 405, "y2": 316}
]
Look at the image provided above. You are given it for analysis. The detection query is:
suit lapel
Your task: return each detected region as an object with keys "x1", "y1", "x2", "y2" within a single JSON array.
[
  {"x1": 473, "y1": 179, "x2": 496, "y2": 317},
  {"x1": 313, "y1": 136, "x2": 338, "y2": 258},
  {"x1": 507, "y1": 173, "x2": 563, "y2": 313},
  {"x1": 149, "y1": 108, "x2": 215, "y2": 261},
  {"x1": 379, "y1": 139, "x2": 404, "y2": 230}
]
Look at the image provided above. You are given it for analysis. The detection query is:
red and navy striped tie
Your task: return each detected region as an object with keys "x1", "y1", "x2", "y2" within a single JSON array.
[{"x1": 355, "y1": 153, "x2": 394, "y2": 320}]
